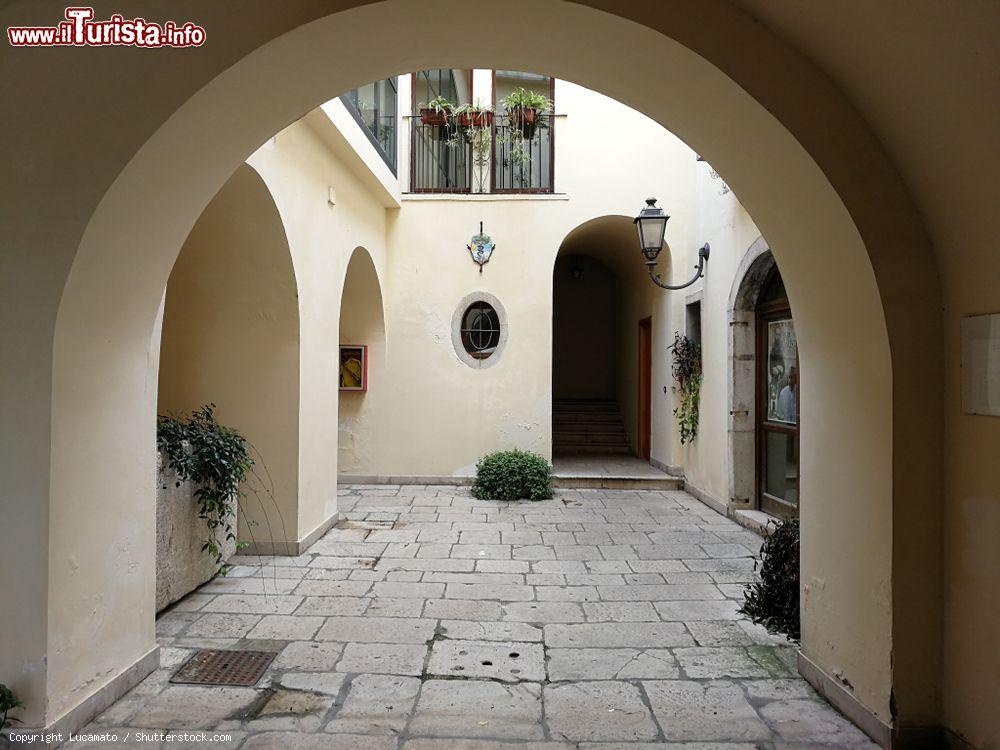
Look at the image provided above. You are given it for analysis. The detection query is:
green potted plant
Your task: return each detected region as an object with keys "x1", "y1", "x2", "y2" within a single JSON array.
[
  {"x1": 502, "y1": 87, "x2": 553, "y2": 138},
  {"x1": 419, "y1": 95, "x2": 454, "y2": 127},
  {"x1": 454, "y1": 99, "x2": 494, "y2": 128}
]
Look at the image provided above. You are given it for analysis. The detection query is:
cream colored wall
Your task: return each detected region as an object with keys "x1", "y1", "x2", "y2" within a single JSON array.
[
  {"x1": 158, "y1": 165, "x2": 300, "y2": 546},
  {"x1": 677, "y1": 170, "x2": 772, "y2": 502},
  {"x1": 245, "y1": 118, "x2": 389, "y2": 540},
  {"x1": 941, "y1": 238, "x2": 1000, "y2": 746}
]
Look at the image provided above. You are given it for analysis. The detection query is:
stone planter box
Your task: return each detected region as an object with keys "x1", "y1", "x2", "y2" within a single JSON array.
[{"x1": 156, "y1": 450, "x2": 237, "y2": 611}]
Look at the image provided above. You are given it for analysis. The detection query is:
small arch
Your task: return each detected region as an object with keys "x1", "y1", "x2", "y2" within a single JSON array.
[
  {"x1": 338, "y1": 247, "x2": 387, "y2": 475},
  {"x1": 552, "y1": 215, "x2": 674, "y2": 461}
]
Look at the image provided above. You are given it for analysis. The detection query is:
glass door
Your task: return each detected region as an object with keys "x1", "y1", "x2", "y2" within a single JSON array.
[{"x1": 756, "y1": 271, "x2": 799, "y2": 518}]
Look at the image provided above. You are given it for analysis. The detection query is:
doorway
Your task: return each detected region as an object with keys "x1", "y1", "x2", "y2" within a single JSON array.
[
  {"x1": 755, "y1": 267, "x2": 799, "y2": 518},
  {"x1": 638, "y1": 317, "x2": 652, "y2": 460}
]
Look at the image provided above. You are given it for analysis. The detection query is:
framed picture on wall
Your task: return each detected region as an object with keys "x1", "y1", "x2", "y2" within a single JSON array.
[{"x1": 339, "y1": 345, "x2": 368, "y2": 391}]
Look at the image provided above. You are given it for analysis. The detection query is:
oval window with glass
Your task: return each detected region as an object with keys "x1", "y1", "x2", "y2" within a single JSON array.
[{"x1": 460, "y1": 301, "x2": 501, "y2": 359}]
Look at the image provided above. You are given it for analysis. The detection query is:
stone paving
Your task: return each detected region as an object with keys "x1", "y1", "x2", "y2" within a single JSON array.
[{"x1": 69, "y1": 485, "x2": 877, "y2": 749}]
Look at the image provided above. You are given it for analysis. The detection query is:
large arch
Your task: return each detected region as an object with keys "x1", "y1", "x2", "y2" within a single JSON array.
[
  {"x1": 158, "y1": 163, "x2": 301, "y2": 554},
  {"x1": 2, "y1": 0, "x2": 941, "y2": 741}
]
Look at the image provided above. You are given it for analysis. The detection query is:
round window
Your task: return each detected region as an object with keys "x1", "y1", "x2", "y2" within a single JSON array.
[
  {"x1": 451, "y1": 292, "x2": 507, "y2": 369},
  {"x1": 460, "y1": 302, "x2": 501, "y2": 358}
]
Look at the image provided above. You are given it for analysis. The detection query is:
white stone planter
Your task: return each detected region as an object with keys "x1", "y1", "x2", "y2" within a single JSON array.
[{"x1": 156, "y1": 450, "x2": 237, "y2": 611}]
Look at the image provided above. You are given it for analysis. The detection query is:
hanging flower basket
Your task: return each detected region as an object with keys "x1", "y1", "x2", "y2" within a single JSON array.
[
  {"x1": 457, "y1": 110, "x2": 494, "y2": 128},
  {"x1": 420, "y1": 107, "x2": 450, "y2": 127},
  {"x1": 508, "y1": 106, "x2": 538, "y2": 138}
]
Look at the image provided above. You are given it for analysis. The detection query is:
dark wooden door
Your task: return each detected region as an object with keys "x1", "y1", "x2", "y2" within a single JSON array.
[
  {"x1": 638, "y1": 317, "x2": 652, "y2": 460},
  {"x1": 756, "y1": 289, "x2": 799, "y2": 518}
]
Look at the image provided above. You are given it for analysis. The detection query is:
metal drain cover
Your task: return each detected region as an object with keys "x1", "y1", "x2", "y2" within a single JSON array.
[{"x1": 171, "y1": 649, "x2": 275, "y2": 687}]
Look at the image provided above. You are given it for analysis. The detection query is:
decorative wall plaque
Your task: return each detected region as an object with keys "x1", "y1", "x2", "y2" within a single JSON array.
[{"x1": 467, "y1": 221, "x2": 495, "y2": 273}]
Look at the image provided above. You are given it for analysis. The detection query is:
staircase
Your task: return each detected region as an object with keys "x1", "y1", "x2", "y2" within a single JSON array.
[{"x1": 553, "y1": 399, "x2": 631, "y2": 455}]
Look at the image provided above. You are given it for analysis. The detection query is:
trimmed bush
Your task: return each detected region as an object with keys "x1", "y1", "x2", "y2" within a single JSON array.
[
  {"x1": 738, "y1": 518, "x2": 800, "y2": 642},
  {"x1": 472, "y1": 449, "x2": 553, "y2": 501}
]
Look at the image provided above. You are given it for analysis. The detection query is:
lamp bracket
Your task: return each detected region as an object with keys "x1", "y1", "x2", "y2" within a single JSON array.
[{"x1": 647, "y1": 243, "x2": 710, "y2": 291}]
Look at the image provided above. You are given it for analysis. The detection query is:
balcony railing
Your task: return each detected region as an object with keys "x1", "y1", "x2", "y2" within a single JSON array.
[
  {"x1": 408, "y1": 112, "x2": 554, "y2": 194},
  {"x1": 410, "y1": 122, "x2": 472, "y2": 193},
  {"x1": 492, "y1": 112, "x2": 554, "y2": 194}
]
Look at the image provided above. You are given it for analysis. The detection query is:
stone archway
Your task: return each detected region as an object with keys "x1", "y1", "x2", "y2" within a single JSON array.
[
  {"x1": 727, "y1": 236, "x2": 777, "y2": 511},
  {"x1": 4, "y1": 0, "x2": 942, "y2": 737}
]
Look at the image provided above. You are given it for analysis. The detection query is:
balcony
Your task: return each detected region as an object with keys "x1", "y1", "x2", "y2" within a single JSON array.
[
  {"x1": 409, "y1": 112, "x2": 554, "y2": 194},
  {"x1": 410, "y1": 121, "x2": 473, "y2": 193}
]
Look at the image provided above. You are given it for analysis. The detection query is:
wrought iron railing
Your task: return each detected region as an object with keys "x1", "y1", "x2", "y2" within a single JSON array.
[
  {"x1": 409, "y1": 121, "x2": 472, "y2": 193},
  {"x1": 408, "y1": 112, "x2": 554, "y2": 194},
  {"x1": 492, "y1": 112, "x2": 554, "y2": 193}
]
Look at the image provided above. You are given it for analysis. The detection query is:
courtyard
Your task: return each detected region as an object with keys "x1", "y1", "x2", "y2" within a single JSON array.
[{"x1": 72, "y1": 485, "x2": 874, "y2": 749}]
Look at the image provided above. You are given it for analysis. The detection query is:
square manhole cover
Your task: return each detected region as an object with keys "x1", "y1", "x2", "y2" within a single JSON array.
[{"x1": 171, "y1": 649, "x2": 275, "y2": 687}]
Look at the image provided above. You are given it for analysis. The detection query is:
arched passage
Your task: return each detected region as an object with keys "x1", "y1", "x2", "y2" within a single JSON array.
[
  {"x1": 337, "y1": 247, "x2": 387, "y2": 476},
  {"x1": 5, "y1": 0, "x2": 942, "y2": 737},
  {"x1": 552, "y1": 216, "x2": 672, "y2": 462},
  {"x1": 157, "y1": 163, "x2": 300, "y2": 553}
]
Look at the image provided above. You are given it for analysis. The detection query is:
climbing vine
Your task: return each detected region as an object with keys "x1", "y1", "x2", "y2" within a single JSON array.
[
  {"x1": 670, "y1": 332, "x2": 702, "y2": 444},
  {"x1": 157, "y1": 404, "x2": 254, "y2": 571}
]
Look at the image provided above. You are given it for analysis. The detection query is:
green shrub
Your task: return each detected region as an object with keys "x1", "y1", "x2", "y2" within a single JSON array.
[
  {"x1": 738, "y1": 518, "x2": 800, "y2": 641},
  {"x1": 1, "y1": 683, "x2": 23, "y2": 729},
  {"x1": 472, "y1": 449, "x2": 553, "y2": 501}
]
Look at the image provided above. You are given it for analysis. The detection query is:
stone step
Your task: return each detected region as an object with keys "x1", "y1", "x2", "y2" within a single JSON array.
[
  {"x1": 552, "y1": 443, "x2": 633, "y2": 454},
  {"x1": 553, "y1": 400, "x2": 621, "y2": 413},
  {"x1": 553, "y1": 431, "x2": 629, "y2": 444},
  {"x1": 552, "y1": 414, "x2": 622, "y2": 428},
  {"x1": 551, "y1": 474, "x2": 683, "y2": 490}
]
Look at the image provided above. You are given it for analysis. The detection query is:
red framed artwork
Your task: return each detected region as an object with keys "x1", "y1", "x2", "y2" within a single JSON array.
[{"x1": 339, "y1": 345, "x2": 368, "y2": 391}]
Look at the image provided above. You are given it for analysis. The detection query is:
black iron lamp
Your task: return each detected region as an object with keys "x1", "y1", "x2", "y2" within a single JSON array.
[{"x1": 634, "y1": 197, "x2": 709, "y2": 290}]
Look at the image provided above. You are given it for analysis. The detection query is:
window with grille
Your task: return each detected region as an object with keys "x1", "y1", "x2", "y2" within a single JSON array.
[{"x1": 460, "y1": 302, "x2": 501, "y2": 358}]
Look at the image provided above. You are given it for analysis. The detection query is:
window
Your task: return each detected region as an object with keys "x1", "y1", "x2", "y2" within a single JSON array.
[
  {"x1": 411, "y1": 69, "x2": 473, "y2": 193},
  {"x1": 341, "y1": 77, "x2": 398, "y2": 173},
  {"x1": 492, "y1": 70, "x2": 555, "y2": 193},
  {"x1": 686, "y1": 300, "x2": 702, "y2": 348},
  {"x1": 451, "y1": 293, "x2": 507, "y2": 368},
  {"x1": 460, "y1": 302, "x2": 501, "y2": 358},
  {"x1": 755, "y1": 266, "x2": 799, "y2": 519}
]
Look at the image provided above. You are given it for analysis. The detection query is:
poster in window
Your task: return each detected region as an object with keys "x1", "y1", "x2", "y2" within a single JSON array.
[
  {"x1": 339, "y1": 345, "x2": 368, "y2": 391},
  {"x1": 766, "y1": 320, "x2": 798, "y2": 424}
]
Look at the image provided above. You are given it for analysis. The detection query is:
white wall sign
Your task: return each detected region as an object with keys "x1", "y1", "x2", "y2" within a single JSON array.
[{"x1": 961, "y1": 313, "x2": 1000, "y2": 416}]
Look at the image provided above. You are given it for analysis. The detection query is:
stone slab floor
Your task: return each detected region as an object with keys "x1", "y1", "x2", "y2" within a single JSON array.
[{"x1": 69, "y1": 485, "x2": 877, "y2": 749}]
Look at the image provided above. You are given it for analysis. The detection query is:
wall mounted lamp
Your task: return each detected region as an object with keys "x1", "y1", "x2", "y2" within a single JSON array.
[{"x1": 634, "y1": 197, "x2": 709, "y2": 290}]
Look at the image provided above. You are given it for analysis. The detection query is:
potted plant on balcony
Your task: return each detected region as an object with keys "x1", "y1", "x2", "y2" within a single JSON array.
[
  {"x1": 454, "y1": 99, "x2": 494, "y2": 128},
  {"x1": 502, "y1": 87, "x2": 552, "y2": 138},
  {"x1": 454, "y1": 100, "x2": 494, "y2": 192},
  {"x1": 419, "y1": 95, "x2": 454, "y2": 127}
]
